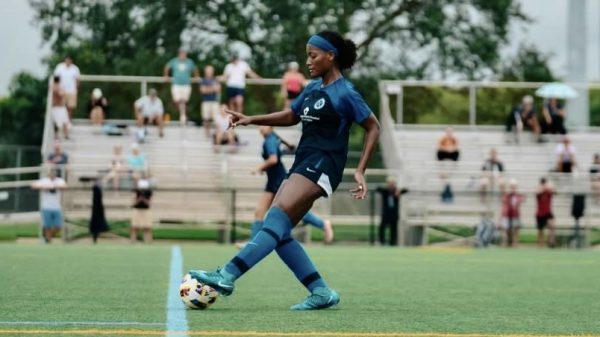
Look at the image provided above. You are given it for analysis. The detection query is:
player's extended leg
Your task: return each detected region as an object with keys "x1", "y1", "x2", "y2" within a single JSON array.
[
  {"x1": 301, "y1": 211, "x2": 334, "y2": 243},
  {"x1": 190, "y1": 174, "x2": 339, "y2": 309}
]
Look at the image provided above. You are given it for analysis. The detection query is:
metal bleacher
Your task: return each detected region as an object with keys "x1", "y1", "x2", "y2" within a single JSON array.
[{"x1": 378, "y1": 81, "x2": 600, "y2": 245}]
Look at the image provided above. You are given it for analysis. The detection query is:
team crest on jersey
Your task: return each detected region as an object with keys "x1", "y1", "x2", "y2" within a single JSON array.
[{"x1": 314, "y1": 98, "x2": 325, "y2": 110}]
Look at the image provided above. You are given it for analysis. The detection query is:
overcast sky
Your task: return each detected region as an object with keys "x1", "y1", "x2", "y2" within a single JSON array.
[{"x1": 0, "y1": 0, "x2": 598, "y2": 97}]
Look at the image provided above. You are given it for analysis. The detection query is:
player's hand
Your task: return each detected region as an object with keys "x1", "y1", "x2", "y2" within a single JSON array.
[
  {"x1": 226, "y1": 109, "x2": 251, "y2": 128},
  {"x1": 163, "y1": 76, "x2": 170, "y2": 83},
  {"x1": 350, "y1": 171, "x2": 367, "y2": 200}
]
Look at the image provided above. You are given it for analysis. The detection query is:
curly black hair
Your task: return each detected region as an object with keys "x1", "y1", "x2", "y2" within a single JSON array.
[{"x1": 316, "y1": 31, "x2": 357, "y2": 70}]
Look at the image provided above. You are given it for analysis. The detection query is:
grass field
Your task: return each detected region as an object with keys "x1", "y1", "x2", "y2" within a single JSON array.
[{"x1": 1, "y1": 243, "x2": 599, "y2": 337}]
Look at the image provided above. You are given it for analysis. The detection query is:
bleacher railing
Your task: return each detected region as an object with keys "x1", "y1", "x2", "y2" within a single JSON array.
[{"x1": 380, "y1": 79, "x2": 600, "y2": 127}]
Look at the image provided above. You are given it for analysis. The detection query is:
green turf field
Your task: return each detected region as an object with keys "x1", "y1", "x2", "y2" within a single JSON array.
[{"x1": 0, "y1": 244, "x2": 599, "y2": 337}]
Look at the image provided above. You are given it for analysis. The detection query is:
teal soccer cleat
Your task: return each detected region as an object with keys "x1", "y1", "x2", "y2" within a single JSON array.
[
  {"x1": 188, "y1": 268, "x2": 235, "y2": 296},
  {"x1": 290, "y1": 287, "x2": 340, "y2": 311}
]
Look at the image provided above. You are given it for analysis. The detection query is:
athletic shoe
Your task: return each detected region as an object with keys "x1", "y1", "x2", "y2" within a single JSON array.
[
  {"x1": 188, "y1": 268, "x2": 235, "y2": 296},
  {"x1": 290, "y1": 287, "x2": 340, "y2": 311}
]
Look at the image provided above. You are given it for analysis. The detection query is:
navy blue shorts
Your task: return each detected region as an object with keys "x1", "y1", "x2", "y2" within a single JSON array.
[
  {"x1": 287, "y1": 151, "x2": 341, "y2": 197},
  {"x1": 226, "y1": 87, "x2": 245, "y2": 99},
  {"x1": 265, "y1": 174, "x2": 285, "y2": 194}
]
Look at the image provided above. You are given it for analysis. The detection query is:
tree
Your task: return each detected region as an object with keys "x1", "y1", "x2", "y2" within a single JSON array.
[
  {"x1": 0, "y1": 73, "x2": 47, "y2": 167},
  {"x1": 31, "y1": 0, "x2": 529, "y2": 79}
]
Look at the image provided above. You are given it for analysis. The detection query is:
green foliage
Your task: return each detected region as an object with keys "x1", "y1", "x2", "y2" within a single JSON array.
[
  {"x1": 29, "y1": 0, "x2": 531, "y2": 118},
  {"x1": 0, "y1": 73, "x2": 47, "y2": 146},
  {"x1": 0, "y1": 73, "x2": 46, "y2": 167}
]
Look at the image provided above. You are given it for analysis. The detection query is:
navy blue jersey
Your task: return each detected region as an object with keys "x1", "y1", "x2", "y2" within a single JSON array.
[
  {"x1": 262, "y1": 132, "x2": 287, "y2": 183},
  {"x1": 290, "y1": 77, "x2": 372, "y2": 176}
]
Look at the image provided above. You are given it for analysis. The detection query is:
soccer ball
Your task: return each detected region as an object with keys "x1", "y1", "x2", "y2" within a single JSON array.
[{"x1": 179, "y1": 273, "x2": 218, "y2": 310}]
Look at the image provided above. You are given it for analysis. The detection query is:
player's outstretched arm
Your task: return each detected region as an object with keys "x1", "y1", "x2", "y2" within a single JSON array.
[
  {"x1": 350, "y1": 114, "x2": 381, "y2": 200},
  {"x1": 226, "y1": 109, "x2": 300, "y2": 128}
]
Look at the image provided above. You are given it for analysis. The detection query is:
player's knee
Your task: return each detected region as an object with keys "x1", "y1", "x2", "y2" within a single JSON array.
[{"x1": 262, "y1": 207, "x2": 293, "y2": 240}]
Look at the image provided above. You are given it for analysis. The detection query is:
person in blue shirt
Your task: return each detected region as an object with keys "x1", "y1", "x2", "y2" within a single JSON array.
[
  {"x1": 163, "y1": 48, "x2": 199, "y2": 125},
  {"x1": 190, "y1": 31, "x2": 381, "y2": 310},
  {"x1": 236, "y1": 126, "x2": 334, "y2": 249}
]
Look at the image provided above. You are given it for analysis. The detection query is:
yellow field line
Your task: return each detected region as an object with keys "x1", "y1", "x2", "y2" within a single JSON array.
[{"x1": 0, "y1": 329, "x2": 598, "y2": 337}]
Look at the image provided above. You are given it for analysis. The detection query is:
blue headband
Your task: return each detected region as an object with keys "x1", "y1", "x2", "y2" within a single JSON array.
[{"x1": 307, "y1": 35, "x2": 338, "y2": 56}]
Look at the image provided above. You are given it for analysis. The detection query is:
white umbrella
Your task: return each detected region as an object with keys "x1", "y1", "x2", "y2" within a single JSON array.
[{"x1": 535, "y1": 83, "x2": 578, "y2": 99}]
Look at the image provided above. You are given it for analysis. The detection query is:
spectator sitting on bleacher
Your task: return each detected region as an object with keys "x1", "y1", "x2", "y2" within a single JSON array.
[
  {"x1": 214, "y1": 104, "x2": 237, "y2": 148},
  {"x1": 590, "y1": 153, "x2": 600, "y2": 204},
  {"x1": 134, "y1": 88, "x2": 165, "y2": 138},
  {"x1": 480, "y1": 148, "x2": 504, "y2": 201},
  {"x1": 103, "y1": 145, "x2": 126, "y2": 190},
  {"x1": 536, "y1": 177, "x2": 556, "y2": 248},
  {"x1": 542, "y1": 97, "x2": 567, "y2": 135},
  {"x1": 437, "y1": 127, "x2": 460, "y2": 161},
  {"x1": 506, "y1": 95, "x2": 541, "y2": 142},
  {"x1": 555, "y1": 136, "x2": 576, "y2": 173},
  {"x1": 46, "y1": 143, "x2": 69, "y2": 178},
  {"x1": 127, "y1": 143, "x2": 147, "y2": 180},
  {"x1": 88, "y1": 88, "x2": 108, "y2": 126},
  {"x1": 501, "y1": 179, "x2": 524, "y2": 247}
]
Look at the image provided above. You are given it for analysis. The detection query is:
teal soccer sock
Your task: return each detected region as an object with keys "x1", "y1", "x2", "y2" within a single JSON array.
[
  {"x1": 250, "y1": 220, "x2": 264, "y2": 239},
  {"x1": 275, "y1": 236, "x2": 328, "y2": 292},
  {"x1": 224, "y1": 207, "x2": 292, "y2": 279},
  {"x1": 301, "y1": 211, "x2": 325, "y2": 229}
]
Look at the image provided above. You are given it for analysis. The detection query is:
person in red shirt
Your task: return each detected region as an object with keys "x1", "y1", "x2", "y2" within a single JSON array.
[
  {"x1": 536, "y1": 177, "x2": 556, "y2": 248},
  {"x1": 501, "y1": 179, "x2": 525, "y2": 247},
  {"x1": 281, "y1": 61, "x2": 307, "y2": 110}
]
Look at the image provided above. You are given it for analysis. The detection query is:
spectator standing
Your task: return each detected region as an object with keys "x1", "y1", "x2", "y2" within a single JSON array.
[
  {"x1": 31, "y1": 170, "x2": 67, "y2": 243},
  {"x1": 134, "y1": 88, "x2": 165, "y2": 137},
  {"x1": 506, "y1": 95, "x2": 541, "y2": 142},
  {"x1": 542, "y1": 97, "x2": 567, "y2": 135},
  {"x1": 53, "y1": 55, "x2": 80, "y2": 118},
  {"x1": 130, "y1": 179, "x2": 153, "y2": 243},
  {"x1": 221, "y1": 53, "x2": 261, "y2": 114},
  {"x1": 555, "y1": 136, "x2": 576, "y2": 173},
  {"x1": 480, "y1": 148, "x2": 505, "y2": 201},
  {"x1": 281, "y1": 61, "x2": 306, "y2": 110},
  {"x1": 501, "y1": 179, "x2": 525, "y2": 247},
  {"x1": 536, "y1": 177, "x2": 556, "y2": 248},
  {"x1": 199, "y1": 65, "x2": 221, "y2": 139},
  {"x1": 163, "y1": 48, "x2": 199, "y2": 125},
  {"x1": 51, "y1": 76, "x2": 70, "y2": 140},
  {"x1": 437, "y1": 127, "x2": 460, "y2": 161},
  {"x1": 376, "y1": 176, "x2": 408, "y2": 246},
  {"x1": 46, "y1": 143, "x2": 69, "y2": 178},
  {"x1": 88, "y1": 88, "x2": 109, "y2": 125},
  {"x1": 590, "y1": 153, "x2": 600, "y2": 204}
]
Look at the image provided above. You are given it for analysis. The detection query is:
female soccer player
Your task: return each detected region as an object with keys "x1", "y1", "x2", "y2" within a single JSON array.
[
  {"x1": 241, "y1": 125, "x2": 333, "y2": 246},
  {"x1": 190, "y1": 31, "x2": 381, "y2": 310}
]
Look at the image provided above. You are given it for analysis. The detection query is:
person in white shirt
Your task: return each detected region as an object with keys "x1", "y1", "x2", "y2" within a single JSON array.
[
  {"x1": 134, "y1": 88, "x2": 165, "y2": 137},
  {"x1": 31, "y1": 170, "x2": 67, "y2": 243},
  {"x1": 555, "y1": 136, "x2": 576, "y2": 173},
  {"x1": 219, "y1": 53, "x2": 260, "y2": 114},
  {"x1": 53, "y1": 56, "x2": 81, "y2": 118}
]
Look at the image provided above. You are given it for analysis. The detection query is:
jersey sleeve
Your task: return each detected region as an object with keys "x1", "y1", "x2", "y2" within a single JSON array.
[
  {"x1": 157, "y1": 99, "x2": 164, "y2": 114},
  {"x1": 134, "y1": 97, "x2": 144, "y2": 109},
  {"x1": 343, "y1": 86, "x2": 372, "y2": 124},
  {"x1": 290, "y1": 80, "x2": 317, "y2": 116},
  {"x1": 264, "y1": 136, "x2": 279, "y2": 157}
]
